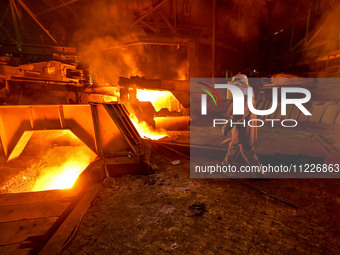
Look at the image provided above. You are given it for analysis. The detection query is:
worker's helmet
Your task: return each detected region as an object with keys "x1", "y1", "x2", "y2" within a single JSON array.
[{"x1": 231, "y1": 73, "x2": 248, "y2": 85}]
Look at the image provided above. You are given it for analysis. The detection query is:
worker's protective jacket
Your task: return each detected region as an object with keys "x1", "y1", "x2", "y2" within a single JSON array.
[{"x1": 225, "y1": 82, "x2": 257, "y2": 145}]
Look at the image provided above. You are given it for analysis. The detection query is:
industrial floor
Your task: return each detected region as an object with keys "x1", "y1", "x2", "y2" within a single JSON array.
[
  {"x1": 61, "y1": 139, "x2": 340, "y2": 254},
  {"x1": 189, "y1": 125, "x2": 340, "y2": 165},
  {"x1": 0, "y1": 126, "x2": 338, "y2": 254}
]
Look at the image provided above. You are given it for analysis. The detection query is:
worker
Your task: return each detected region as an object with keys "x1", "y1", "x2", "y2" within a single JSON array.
[{"x1": 221, "y1": 73, "x2": 263, "y2": 178}]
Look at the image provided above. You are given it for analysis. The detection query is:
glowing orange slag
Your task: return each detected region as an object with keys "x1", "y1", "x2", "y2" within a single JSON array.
[
  {"x1": 130, "y1": 116, "x2": 167, "y2": 140},
  {"x1": 32, "y1": 154, "x2": 94, "y2": 191},
  {"x1": 31, "y1": 131, "x2": 97, "y2": 191},
  {"x1": 136, "y1": 89, "x2": 180, "y2": 112}
]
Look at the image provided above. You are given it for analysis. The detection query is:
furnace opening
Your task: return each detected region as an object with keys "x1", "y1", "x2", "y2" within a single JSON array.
[{"x1": 136, "y1": 89, "x2": 182, "y2": 112}]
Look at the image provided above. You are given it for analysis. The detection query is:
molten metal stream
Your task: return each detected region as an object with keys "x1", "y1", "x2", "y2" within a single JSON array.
[{"x1": 130, "y1": 116, "x2": 167, "y2": 140}]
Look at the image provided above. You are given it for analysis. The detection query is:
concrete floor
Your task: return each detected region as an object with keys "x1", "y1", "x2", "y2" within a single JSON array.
[
  {"x1": 61, "y1": 153, "x2": 339, "y2": 254},
  {"x1": 0, "y1": 122, "x2": 338, "y2": 254},
  {"x1": 189, "y1": 124, "x2": 340, "y2": 165}
]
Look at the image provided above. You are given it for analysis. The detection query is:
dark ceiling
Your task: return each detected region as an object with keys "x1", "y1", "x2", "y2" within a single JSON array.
[{"x1": 0, "y1": 0, "x2": 339, "y2": 77}]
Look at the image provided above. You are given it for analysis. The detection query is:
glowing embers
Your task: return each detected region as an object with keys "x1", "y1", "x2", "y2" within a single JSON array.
[
  {"x1": 136, "y1": 89, "x2": 181, "y2": 112},
  {"x1": 0, "y1": 130, "x2": 96, "y2": 193},
  {"x1": 130, "y1": 115, "x2": 167, "y2": 140},
  {"x1": 31, "y1": 145, "x2": 95, "y2": 191}
]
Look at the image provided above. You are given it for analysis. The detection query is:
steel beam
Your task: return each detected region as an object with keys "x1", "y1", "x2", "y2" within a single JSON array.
[
  {"x1": 140, "y1": 20, "x2": 158, "y2": 33},
  {"x1": 172, "y1": 0, "x2": 177, "y2": 32},
  {"x1": 0, "y1": 4, "x2": 10, "y2": 28},
  {"x1": 16, "y1": 0, "x2": 59, "y2": 45},
  {"x1": 1, "y1": 43, "x2": 77, "y2": 56},
  {"x1": 9, "y1": 0, "x2": 22, "y2": 46},
  {"x1": 130, "y1": 0, "x2": 169, "y2": 28},
  {"x1": 40, "y1": 0, "x2": 71, "y2": 22},
  {"x1": 159, "y1": 11, "x2": 176, "y2": 35},
  {"x1": 212, "y1": 0, "x2": 216, "y2": 82},
  {"x1": 37, "y1": 0, "x2": 79, "y2": 16}
]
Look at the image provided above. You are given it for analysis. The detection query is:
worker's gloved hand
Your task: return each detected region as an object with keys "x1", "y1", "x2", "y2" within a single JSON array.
[{"x1": 222, "y1": 124, "x2": 231, "y2": 137}]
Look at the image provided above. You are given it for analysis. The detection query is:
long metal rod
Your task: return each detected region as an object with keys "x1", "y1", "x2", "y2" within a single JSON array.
[
  {"x1": 37, "y1": 0, "x2": 79, "y2": 16},
  {"x1": 130, "y1": 0, "x2": 169, "y2": 28},
  {"x1": 85, "y1": 40, "x2": 187, "y2": 54},
  {"x1": 305, "y1": 26, "x2": 323, "y2": 47},
  {"x1": 158, "y1": 142, "x2": 298, "y2": 209},
  {"x1": 173, "y1": 0, "x2": 177, "y2": 32},
  {"x1": 289, "y1": 22, "x2": 295, "y2": 51},
  {"x1": 226, "y1": 177, "x2": 298, "y2": 209},
  {"x1": 40, "y1": 0, "x2": 70, "y2": 22},
  {"x1": 212, "y1": 0, "x2": 216, "y2": 83},
  {"x1": 140, "y1": 20, "x2": 158, "y2": 33},
  {"x1": 16, "y1": 0, "x2": 59, "y2": 45},
  {"x1": 9, "y1": 0, "x2": 22, "y2": 46},
  {"x1": 0, "y1": 5, "x2": 10, "y2": 28},
  {"x1": 2, "y1": 42, "x2": 77, "y2": 56},
  {"x1": 305, "y1": 8, "x2": 311, "y2": 43},
  {"x1": 0, "y1": 25, "x2": 17, "y2": 43},
  {"x1": 58, "y1": 0, "x2": 78, "y2": 17},
  {"x1": 159, "y1": 11, "x2": 176, "y2": 34}
]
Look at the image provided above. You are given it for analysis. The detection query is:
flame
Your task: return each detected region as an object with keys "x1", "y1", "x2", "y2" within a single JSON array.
[
  {"x1": 122, "y1": 51, "x2": 142, "y2": 77},
  {"x1": 177, "y1": 67, "x2": 187, "y2": 80},
  {"x1": 130, "y1": 116, "x2": 167, "y2": 140},
  {"x1": 136, "y1": 89, "x2": 181, "y2": 112}
]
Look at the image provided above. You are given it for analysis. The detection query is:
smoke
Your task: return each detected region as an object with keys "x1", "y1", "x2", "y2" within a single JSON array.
[
  {"x1": 305, "y1": 3, "x2": 340, "y2": 73},
  {"x1": 78, "y1": 36, "x2": 143, "y2": 85},
  {"x1": 309, "y1": 3, "x2": 340, "y2": 54},
  {"x1": 72, "y1": 0, "x2": 187, "y2": 85},
  {"x1": 71, "y1": 0, "x2": 271, "y2": 82},
  {"x1": 72, "y1": 0, "x2": 136, "y2": 43},
  {"x1": 219, "y1": 0, "x2": 268, "y2": 55},
  {"x1": 229, "y1": 0, "x2": 267, "y2": 42},
  {"x1": 71, "y1": 0, "x2": 142, "y2": 85}
]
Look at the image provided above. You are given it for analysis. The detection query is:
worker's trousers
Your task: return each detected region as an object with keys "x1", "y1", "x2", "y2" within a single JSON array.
[{"x1": 222, "y1": 142, "x2": 261, "y2": 167}]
